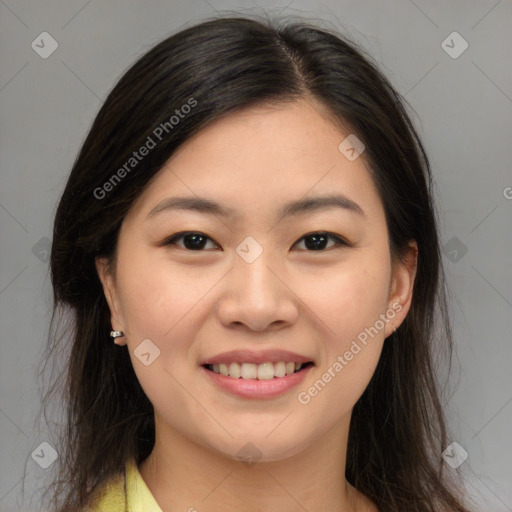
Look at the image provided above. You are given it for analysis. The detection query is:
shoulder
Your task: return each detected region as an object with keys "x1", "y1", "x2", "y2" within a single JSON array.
[{"x1": 85, "y1": 467, "x2": 126, "y2": 512}]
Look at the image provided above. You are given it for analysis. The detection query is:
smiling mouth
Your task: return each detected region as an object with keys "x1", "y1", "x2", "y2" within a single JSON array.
[{"x1": 203, "y1": 361, "x2": 314, "y2": 380}]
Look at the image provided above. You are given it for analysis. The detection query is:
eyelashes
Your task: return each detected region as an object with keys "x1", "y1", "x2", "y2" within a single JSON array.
[
  {"x1": 163, "y1": 232, "x2": 218, "y2": 251},
  {"x1": 161, "y1": 231, "x2": 350, "y2": 252}
]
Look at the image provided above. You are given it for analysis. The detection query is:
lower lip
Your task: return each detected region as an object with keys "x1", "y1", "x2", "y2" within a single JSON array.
[{"x1": 201, "y1": 365, "x2": 313, "y2": 399}]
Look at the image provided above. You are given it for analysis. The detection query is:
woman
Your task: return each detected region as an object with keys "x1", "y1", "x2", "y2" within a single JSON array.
[{"x1": 41, "y1": 14, "x2": 471, "y2": 512}]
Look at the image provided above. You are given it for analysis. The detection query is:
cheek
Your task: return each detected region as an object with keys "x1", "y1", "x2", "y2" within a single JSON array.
[
  {"x1": 116, "y1": 245, "x2": 210, "y2": 339},
  {"x1": 293, "y1": 252, "x2": 390, "y2": 410},
  {"x1": 115, "y1": 248, "x2": 221, "y2": 400},
  {"x1": 295, "y1": 255, "x2": 391, "y2": 347},
  {"x1": 116, "y1": 255, "x2": 207, "y2": 428}
]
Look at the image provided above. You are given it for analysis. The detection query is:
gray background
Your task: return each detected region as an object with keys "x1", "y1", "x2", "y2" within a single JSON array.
[{"x1": 1, "y1": 0, "x2": 511, "y2": 510}]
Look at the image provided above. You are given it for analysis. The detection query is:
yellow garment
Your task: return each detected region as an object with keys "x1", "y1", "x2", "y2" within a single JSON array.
[{"x1": 87, "y1": 457, "x2": 162, "y2": 512}]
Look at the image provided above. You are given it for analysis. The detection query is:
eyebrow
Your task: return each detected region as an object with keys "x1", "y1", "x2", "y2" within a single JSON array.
[{"x1": 146, "y1": 194, "x2": 366, "y2": 221}]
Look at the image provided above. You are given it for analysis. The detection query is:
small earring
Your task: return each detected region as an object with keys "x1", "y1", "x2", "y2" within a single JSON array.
[
  {"x1": 110, "y1": 330, "x2": 124, "y2": 339},
  {"x1": 392, "y1": 324, "x2": 397, "y2": 333}
]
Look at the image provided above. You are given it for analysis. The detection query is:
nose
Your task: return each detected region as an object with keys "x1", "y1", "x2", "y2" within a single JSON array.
[{"x1": 215, "y1": 251, "x2": 299, "y2": 332}]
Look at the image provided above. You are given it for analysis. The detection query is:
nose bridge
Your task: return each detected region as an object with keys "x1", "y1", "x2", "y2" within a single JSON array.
[
  {"x1": 216, "y1": 239, "x2": 298, "y2": 330},
  {"x1": 233, "y1": 243, "x2": 282, "y2": 305}
]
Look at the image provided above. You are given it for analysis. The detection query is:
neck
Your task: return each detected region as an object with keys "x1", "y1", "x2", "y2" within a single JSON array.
[{"x1": 138, "y1": 413, "x2": 376, "y2": 512}]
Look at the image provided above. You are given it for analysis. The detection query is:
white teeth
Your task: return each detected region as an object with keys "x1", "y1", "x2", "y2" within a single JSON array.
[
  {"x1": 229, "y1": 362, "x2": 241, "y2": 379},
  {"x1": 274, "y1": 361, "x2": 286, "y2": 378},
  {"x1": 208, "y1": 361, "x2": 309, "y2": 379},
  {"x1": 257, "y1": 363, "x2": 274, "y2": 380},
  {"x1": 240, "y1": 363, "x2": 258, "y2": 379}
]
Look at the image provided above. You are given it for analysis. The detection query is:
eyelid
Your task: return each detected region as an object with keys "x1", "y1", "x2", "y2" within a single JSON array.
[
  {"x1": 162, "y1": 231, "x2": 221, "y2": 250},
  {"x1": 161, "y1": 231, "x2": 349, "y2": 251},
  {"x1": 297, "y1": 231, "x2": 349, "y2": 244},
  {"x1": 293, "y1": 231, "x2": 349, "y2": 250}
]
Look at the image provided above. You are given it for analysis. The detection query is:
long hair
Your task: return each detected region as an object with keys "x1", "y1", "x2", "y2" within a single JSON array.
[{"x1": 39, "y1": 14, "x2": 470, "y2": 512}]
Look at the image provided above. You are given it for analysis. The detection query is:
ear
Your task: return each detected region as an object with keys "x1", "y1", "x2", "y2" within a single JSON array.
[
  {"x1": 95, "y1": 256, "x2": 127, "y2": 346},
  {"x1": 384, "y1": 240, "x2": 418, "y2": 338}
]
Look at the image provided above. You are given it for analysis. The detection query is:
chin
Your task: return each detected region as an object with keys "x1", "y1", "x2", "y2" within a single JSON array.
[{"x1": 207, "y1": 434, "x2": 311, "y2": 465}]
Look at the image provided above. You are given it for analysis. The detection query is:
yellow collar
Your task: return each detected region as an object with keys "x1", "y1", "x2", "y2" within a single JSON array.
[
  {"x1": 126, "y1": 457, "x2": 162, "y2": 511},
  {"x1": 89, "y1": 457, "x2": 162, "y2": 512}
]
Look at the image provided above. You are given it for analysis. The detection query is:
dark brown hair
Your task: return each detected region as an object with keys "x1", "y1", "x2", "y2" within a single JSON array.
[{"x1": 38, "y1": 14, "x2": 471, "y2": 512}]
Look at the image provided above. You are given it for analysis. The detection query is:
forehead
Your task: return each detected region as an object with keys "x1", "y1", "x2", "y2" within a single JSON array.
[{"x1": 127, "y1": 97, "x2": 384, "y2": 225}]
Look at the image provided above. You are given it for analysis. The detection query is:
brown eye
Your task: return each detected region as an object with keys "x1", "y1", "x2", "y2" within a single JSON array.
[
  {"x1": 162, "y1": 231, "x2": 348, "y2": 252},
  {"x1": 163, "y1": 232, "x2": 220, "y2": 251},
  {"x1": 293, "y1": 232, "x2": 347, "y2": 251}
]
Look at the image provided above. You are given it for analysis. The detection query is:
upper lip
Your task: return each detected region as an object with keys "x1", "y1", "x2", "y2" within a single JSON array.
[{"x1": 200, "y1": 349, "x2": 314, "y2": 366}]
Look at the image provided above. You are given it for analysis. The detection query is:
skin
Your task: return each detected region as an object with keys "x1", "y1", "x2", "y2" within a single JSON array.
[{"x1": 96, "y1": 96, "x2": 417, "y2": 512}]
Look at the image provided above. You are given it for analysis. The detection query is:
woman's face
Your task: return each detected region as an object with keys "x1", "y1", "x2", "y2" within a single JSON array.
[{"x1": 97, "y1": 97, "x2": 417, "y2": 462}]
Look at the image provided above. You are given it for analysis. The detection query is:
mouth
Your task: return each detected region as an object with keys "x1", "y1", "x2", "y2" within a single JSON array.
[
  {"x1": 199, "y1": 349, "x2": 315, "y2": 398},
  {"x1": 202, "y1": 361, "x2": 315, "y2": 380}
]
